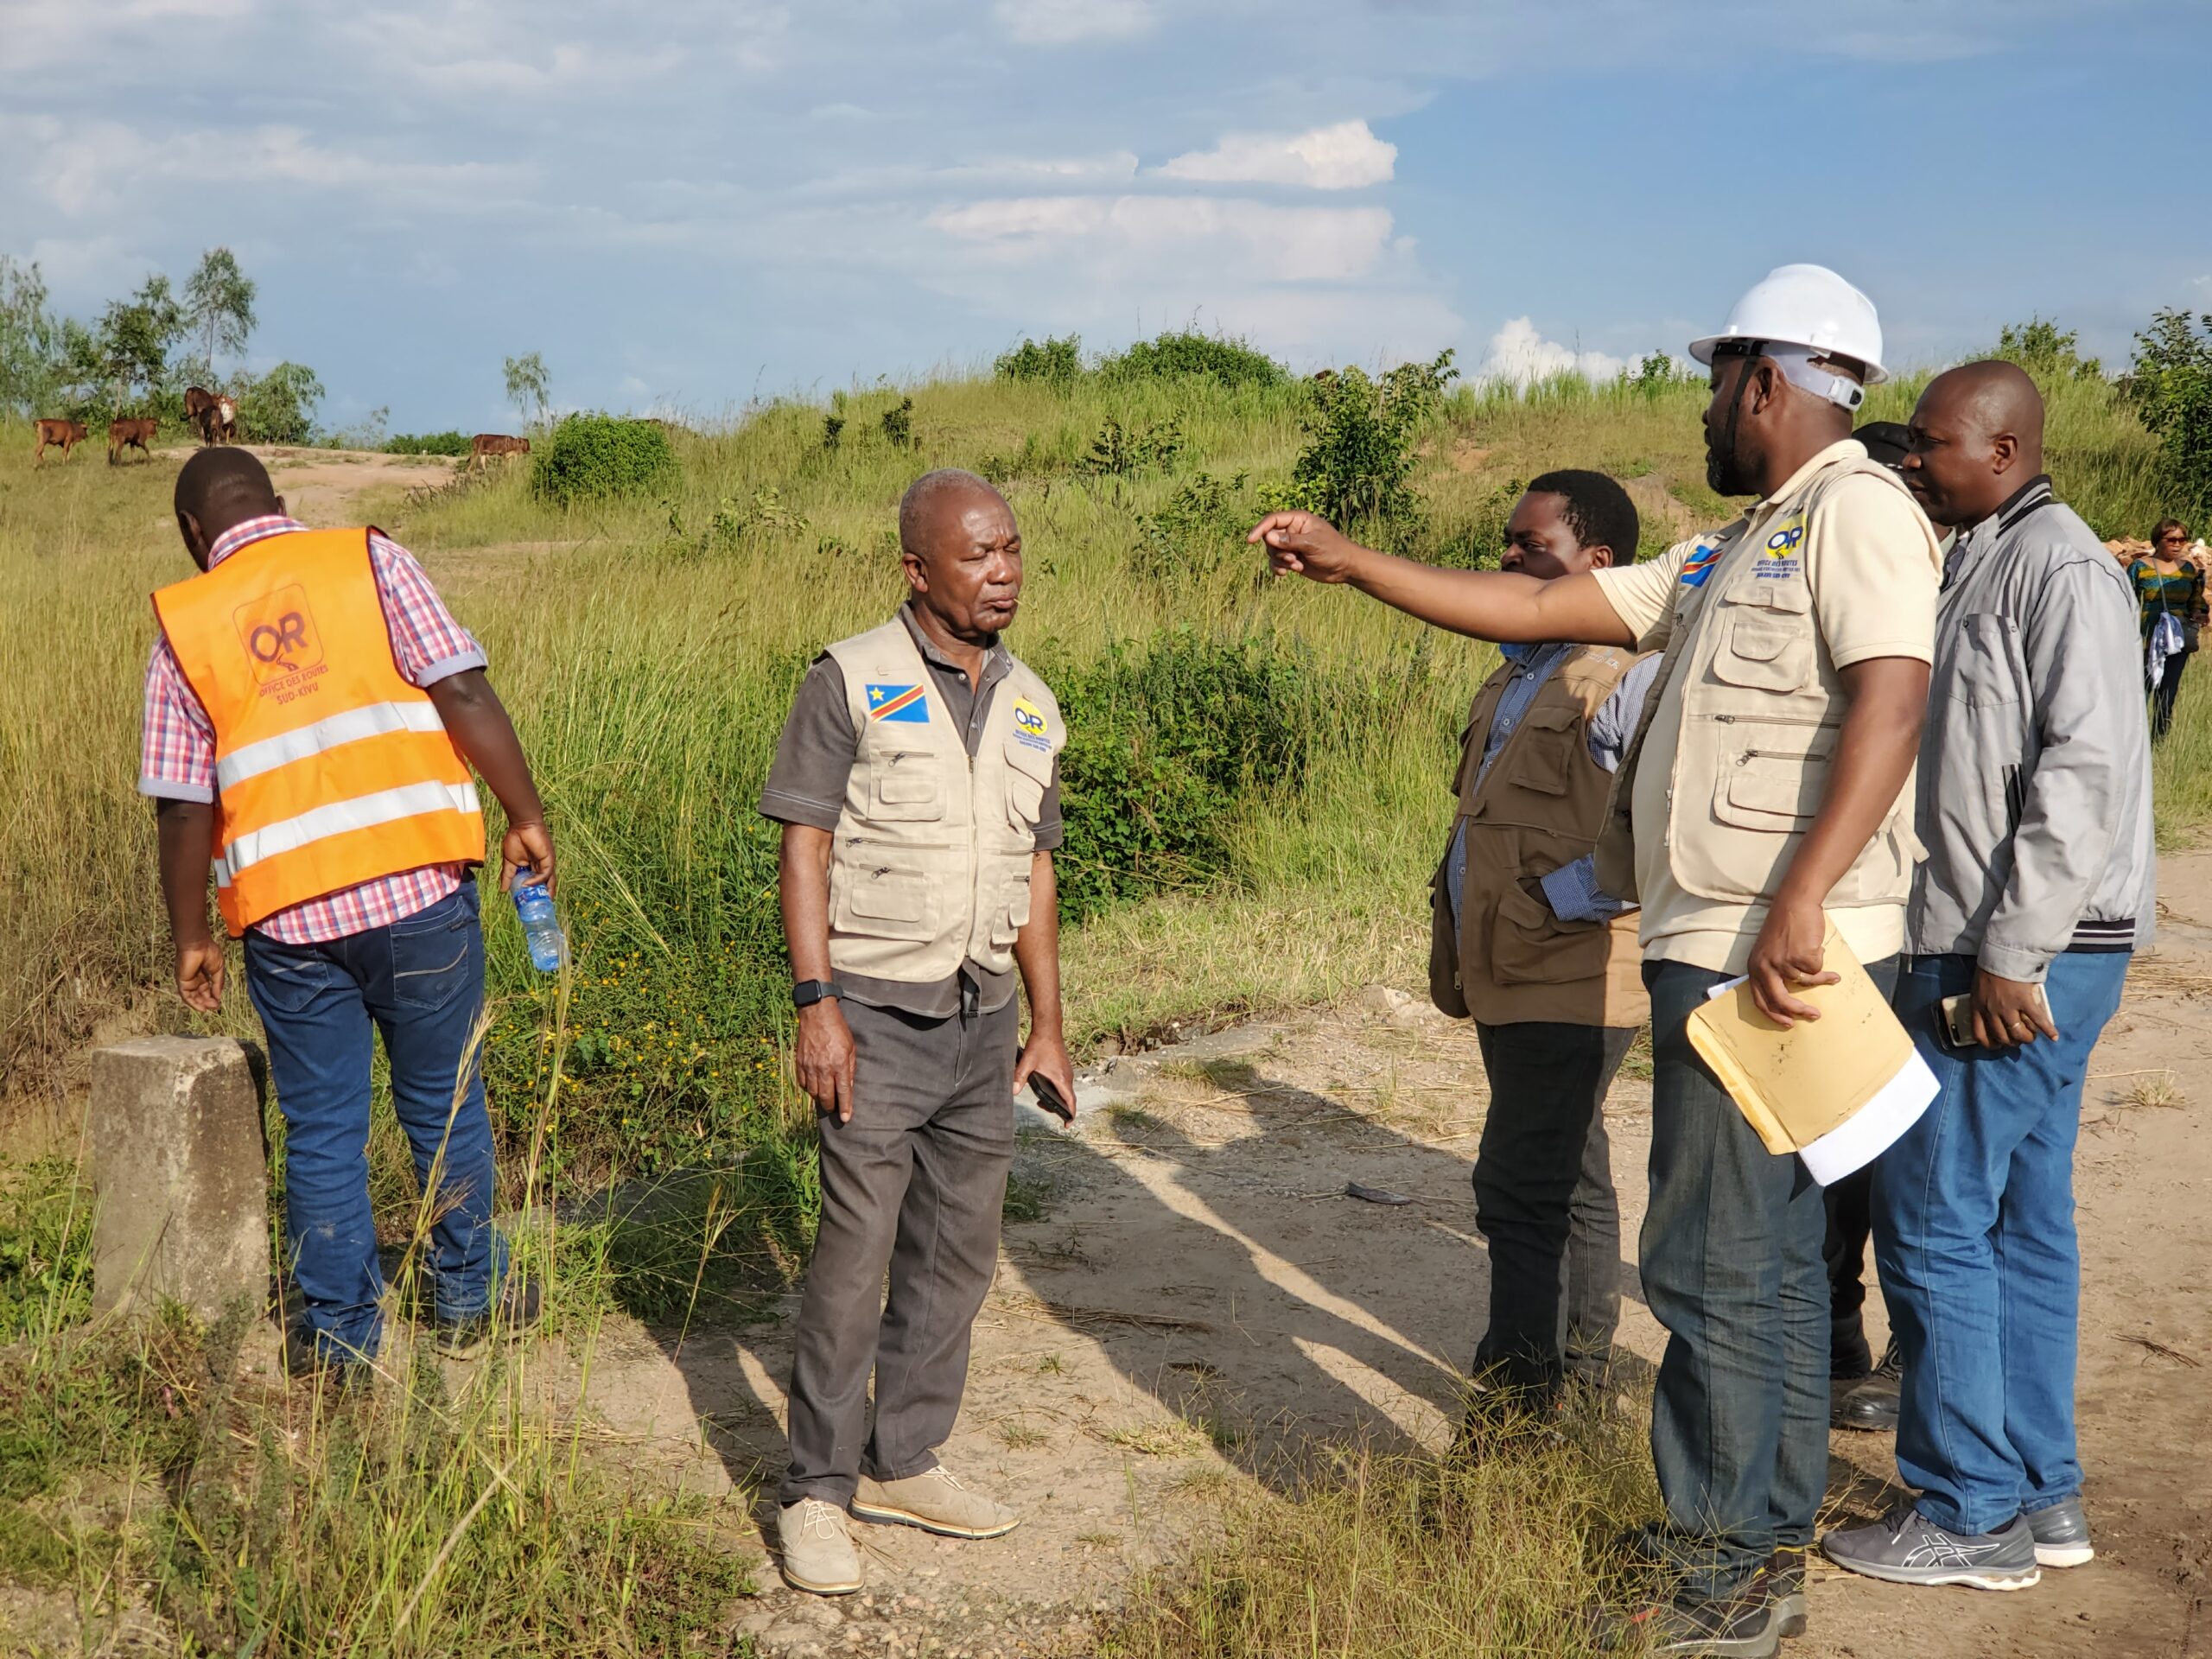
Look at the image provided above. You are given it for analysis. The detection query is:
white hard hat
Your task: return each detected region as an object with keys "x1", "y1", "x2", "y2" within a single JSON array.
[{"x1": 1688, "y1": 264, "x2": 1888, "y2": 385}]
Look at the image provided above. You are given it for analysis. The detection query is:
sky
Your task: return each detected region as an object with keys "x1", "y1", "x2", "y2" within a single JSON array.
[{"x1": 5, "y1": 0, "x2": 2209, "y2": 432}]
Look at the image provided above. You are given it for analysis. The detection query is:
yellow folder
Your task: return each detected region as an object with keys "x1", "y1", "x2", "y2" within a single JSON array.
[{"x1": 1685, "y1": 923, "x2": 1920, "y2": 1158}]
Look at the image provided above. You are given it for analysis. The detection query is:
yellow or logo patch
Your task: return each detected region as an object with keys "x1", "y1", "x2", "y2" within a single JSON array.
[
  {"x1": 1764, "y1": 515, "x2": 1806, "y2": 556},
  {"x1": 232, "y1": 584, "x2": 327, "y2": 696},
  {"x1": 1012, "y1": 696, "x2": 1051, "y2": 749}
]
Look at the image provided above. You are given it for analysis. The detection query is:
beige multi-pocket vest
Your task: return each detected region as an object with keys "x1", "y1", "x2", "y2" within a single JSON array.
[
  {"x1": 1429, "y1": 645, "x2": 1649, "y2": 1027},
  {"x1": 1593, "y1": 454, "x2": 1935, "y2": 911},
  {"x1": 822, "y1": 619, "x2": 1065, "y2": 983}
]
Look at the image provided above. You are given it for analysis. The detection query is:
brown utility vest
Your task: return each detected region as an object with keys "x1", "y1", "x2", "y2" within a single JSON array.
[{"x1": 1428, "y1": 644, "x2": 1650, "y2": 1028}]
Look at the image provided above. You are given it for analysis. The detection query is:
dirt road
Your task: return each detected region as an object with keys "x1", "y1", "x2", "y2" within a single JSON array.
[{"x1": 560, "y1": 855, "x2": 2212, "y2": 1658}]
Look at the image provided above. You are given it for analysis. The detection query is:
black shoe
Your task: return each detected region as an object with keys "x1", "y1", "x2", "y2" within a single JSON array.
[
  {"x1": 1751, "y1": 1548, "x2": 1808, "y2": 1640},
  {"x1": 1590, "y1": 1590, "x2": 1786, "y2": 1657},
  {"x1": 1831, "y1": 1343, "x2": 1901, "y2": 1433},
  {"x1": 283, "y1": 1322, "x2": 375, "y2": 1395},
  {"x1": 433, "y1": 1276, "x2": 543, "y2": 1359}
]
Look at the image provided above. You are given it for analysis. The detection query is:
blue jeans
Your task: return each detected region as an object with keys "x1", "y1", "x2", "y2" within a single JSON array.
[
  {"x1": 1874, "y1": 950, "x2": 2127, "y2": 1536},
  {"x1": 245, "y1": 884, "x2": 505, "y2": 1360},
  {"x1": 1640, "y1": 957, "x2": 1896, "y2": 1601}
]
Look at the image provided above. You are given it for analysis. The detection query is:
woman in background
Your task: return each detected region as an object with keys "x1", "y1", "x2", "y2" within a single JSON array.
[{"x1": 2132, "y1": 518, "x2": 2206, "y2": 737}]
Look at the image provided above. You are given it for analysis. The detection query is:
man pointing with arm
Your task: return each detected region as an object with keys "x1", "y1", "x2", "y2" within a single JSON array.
[{"x1": 1255, "y1": 267, "x2": 1939, "y2": 1657}]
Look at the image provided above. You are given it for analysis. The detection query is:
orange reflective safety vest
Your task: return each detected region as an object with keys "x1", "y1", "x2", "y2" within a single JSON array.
[{"x1": 150, "y1": 528, "x2": 485, "y2": 938}]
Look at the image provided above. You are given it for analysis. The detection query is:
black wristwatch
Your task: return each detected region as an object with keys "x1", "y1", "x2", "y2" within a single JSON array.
[{"x1": 792, "y1": 979, "x2": 844, "y2": 1009}]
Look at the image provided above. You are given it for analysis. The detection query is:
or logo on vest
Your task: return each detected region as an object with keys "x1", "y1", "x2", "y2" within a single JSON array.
[
  {"x1": 1679, "y1": 542, "x2": 1724, "y2": 588},
  {"x1": 231, "y1": 584, "x2": 328, "y2": 702},
  {"x1": 1754, "y1": 512, "x2": 1808, "y2": 580},
  {"x1": 1012, "y1": 696, "x2": 1051, "y2": 751},
  {"x1": 866, "y1": 683, "x2": 931, "y2": 724}
]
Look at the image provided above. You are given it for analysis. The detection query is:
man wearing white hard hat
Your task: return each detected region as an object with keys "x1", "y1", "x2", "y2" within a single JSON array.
[{"x1": 1250, "y1": 264, "x2": 1942, "y2": 1657}]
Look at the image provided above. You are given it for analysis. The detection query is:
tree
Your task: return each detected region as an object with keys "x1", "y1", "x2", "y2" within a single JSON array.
[
  {"x1": 94, "y1": 274, "x2": 184, "y2": 413},
  {"x1": 2128, "y1": 308, "x2": 2212, "y2": 517},
  {"x1": 182, "y1": 247, "x2": 257, "y2": 381},
  {"x1": 503, "y1": 352, "x2": 550, "y2": 429},
  {"x1": 0, "y1": 257, "x2": 62, "y2": 417},
  {"x1": 1994, "y1": 315, "x2": 2103, "y2": 382},
  {"x1": 232, "y1": 361, "x2": 324, "y2": 445}
]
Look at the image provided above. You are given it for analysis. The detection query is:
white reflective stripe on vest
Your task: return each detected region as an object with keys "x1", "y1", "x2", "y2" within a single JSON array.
[
  {"x1": 214, "y1": 700, "x2": 450, "y2": 792},
  {"x1": 222, "y1": 781, "x2": 480, "y2": 875}
]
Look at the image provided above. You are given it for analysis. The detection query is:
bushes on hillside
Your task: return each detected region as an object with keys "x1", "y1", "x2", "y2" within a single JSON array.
[
  {"x1": 1100, "y1": 329, "x2": 1287, "y2": 391},
  {"x1": 1286, "y1": 349, "x2": 1458, "y2": 543},
  {"x1": 1051, "y1": 633, "x2": 1319, "y2": 922},
  {"x1": 385, "y1": 429, "x2": 473, "y2": 456},
  {"x1": 531, "y1": 414, "x2": 677, "y2": 505},
  {"x1": 2128, "y1": 309, "x2": 2212, "y2": 516},
  {"x1": 995, "y1": 334, "x2": 1084, "y2": 387}
]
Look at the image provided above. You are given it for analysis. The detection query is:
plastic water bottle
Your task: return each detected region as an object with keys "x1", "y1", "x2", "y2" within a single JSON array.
[{"x1": 512, "y1": 868, "x2": 565, "y2": 973}]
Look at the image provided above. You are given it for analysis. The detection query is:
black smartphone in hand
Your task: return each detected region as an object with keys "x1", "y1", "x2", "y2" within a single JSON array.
[{"x1": 1031, "y1": 1074, "x2": 1075, "y2": 1124}]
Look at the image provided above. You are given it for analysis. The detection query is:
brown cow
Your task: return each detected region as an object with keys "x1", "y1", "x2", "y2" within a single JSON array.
[
  {"x1": 33, "y1": 418, "x2": 88, "y2": 465},
  {"x1": 107, "y1": 417, "x2": 159, "y2": 464},
  {"x1": 194, "y1": 396, "x2": 237, "y2": 446},
  {"x1": 470, "y1": 433, "x2": 530, "y2": 470},
  {"x1": 184, "y1": 385, "x2": 215, "y2": 428}
]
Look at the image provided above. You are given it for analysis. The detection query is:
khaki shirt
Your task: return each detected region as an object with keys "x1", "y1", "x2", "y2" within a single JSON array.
[{"x1": 1592, "y1": 439, "x2": 1941, "y2": 974}]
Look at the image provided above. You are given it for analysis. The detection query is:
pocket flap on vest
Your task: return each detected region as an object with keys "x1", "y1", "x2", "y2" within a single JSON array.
[
  {"x1": 1719, "y1": 747, "x2": 1831, "y2": 823},
  {"x1": 1725, "y1": 580, "x2": 1813, "y2": 613},
  {"x1": 847, "y1": 868, "x2": 927, "y2": 922}
]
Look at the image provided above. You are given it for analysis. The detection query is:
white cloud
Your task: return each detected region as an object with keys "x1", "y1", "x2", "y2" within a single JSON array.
[
  {"x1": 995, "y1": 0, "x2": 1156, "y2": 46},
  {"x1": 0, "y1": 0, "x2": 251, "y2": 70},
  {"x1": 1477, "y1": 317, "x2": 1629, "y2": 387},
  {"x1": 1155, "y1": 119, "x2": 1396, "y2": 190},
  {"x1": 931, "y1": 195, "x2": 1395, "y2": 283}
]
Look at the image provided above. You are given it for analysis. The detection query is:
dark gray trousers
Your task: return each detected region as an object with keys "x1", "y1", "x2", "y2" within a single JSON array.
[
  {"x1": 780, "y1": 993, "x2": 1018, "y2": 1507},
  {"x1": 1471, "y1": 1021, "x2": 1633, "y2": 1399}
]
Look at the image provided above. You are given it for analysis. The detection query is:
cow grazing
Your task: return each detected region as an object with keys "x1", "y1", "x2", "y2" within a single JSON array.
[
  {"x1": 33, "y1": 419, "x2": 89, "y2": 465},
  {"x1": 184, "y1": 385, "x2": 215, "y2": 428},
  {"x1": 107, "y1": 417, "x2": 159, "y2": 464},
  {"x1": 469, "y1": 433, "x2": 530, "y2": 470}
]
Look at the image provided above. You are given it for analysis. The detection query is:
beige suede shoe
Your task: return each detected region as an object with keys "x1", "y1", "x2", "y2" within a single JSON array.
[
  {"x1": 776, "y1": 1498, "x2": 862, "y2": 1595},
  {"x1": 851, "y1": 1467, "x2": 1020, "y2": 1540}
]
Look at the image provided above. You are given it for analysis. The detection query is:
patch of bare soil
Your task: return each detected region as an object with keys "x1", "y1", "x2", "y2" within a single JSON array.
[{"x1": 242, "y1": 446, "x2": 460, "y2": 524}]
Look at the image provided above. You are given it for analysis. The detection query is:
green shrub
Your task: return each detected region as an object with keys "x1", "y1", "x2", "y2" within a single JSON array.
[
  {"x1": 531, "y1": 414, "x2": 677, "y2": 506},
  {"x1": 1289, "y1": 350, "x2": 1458, "y2": 544},
  {"x1": 385, "y1": 429, "x2": 473, "y2": 456},
  {"x1": 995, "y1": 334, "x2": 1084, "y2": 387},
  {"x1": 1132, "y1": 471, "x2": 1255, "y2": 582},
  {"x1": 1099, "y1": 329, "x2": 1287, "y2": 391},
  {"x1": 1050, "y1": 633, "x2": 1320, "y2": 921},
  {"x1": 1078, "y1": 415, "x2": 1185, "y2": 479},
  {"x1": 1997, "y1": 315, "x2": 2105, "y2": 381},
  {"x1": 230, "y1": 360, "x2": 324, "y2": 445},
  {"x1": 2128, "y1": 308, "x2": 2212, "y2": 517},
  {"x1": 881, "y1": 396, "x2": 916, "y2": 451}
]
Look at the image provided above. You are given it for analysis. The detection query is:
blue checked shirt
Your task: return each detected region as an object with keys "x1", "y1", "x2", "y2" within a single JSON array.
[{"x1": 1446, "y1": 644, "x2": 1661, "y2": 931}]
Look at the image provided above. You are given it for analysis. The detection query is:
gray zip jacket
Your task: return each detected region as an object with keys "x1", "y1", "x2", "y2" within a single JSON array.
[{"x1": 1908, "y1": 476, "x2": 2155, "y2": 981}]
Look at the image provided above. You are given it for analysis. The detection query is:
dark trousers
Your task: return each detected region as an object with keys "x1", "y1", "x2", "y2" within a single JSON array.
[
  {"x1": 2152, "y1": 647, "x2": 2190, "y2": 737},
  {"x1": 244, "y1": 885, "x2": 505, "y2": 1362},
  {"x1": 1639, "y1": 956, "x2": 1899, "y2": 1602},
  {"x1": 1471, "y1": 1020, "x2": 1633, "y2": 1398},
  {"x1": 781, "y1": 992, "x2": 1018, "y2": 1507},
  {"x1": 1822, "y1": 1166, "x2": 1876, "y2": 1378}
]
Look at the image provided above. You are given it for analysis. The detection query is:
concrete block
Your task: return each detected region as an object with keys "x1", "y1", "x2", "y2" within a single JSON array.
[{"x1": 89, "y1": 1037, "x2": 270, "y2": 1322}]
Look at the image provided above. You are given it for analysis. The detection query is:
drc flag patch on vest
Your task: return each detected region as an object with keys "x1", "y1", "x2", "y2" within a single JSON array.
[
  {"x1": 1677, "y1": 541, "x2": 1724, "y2": 588},
  {"x1": 866, "y1": 683, "x2": 931, "y2": 724}
]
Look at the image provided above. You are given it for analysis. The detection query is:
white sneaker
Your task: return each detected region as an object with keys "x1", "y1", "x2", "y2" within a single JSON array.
[
  {"x1": 776, "y1": 1498, "x2": 861, "y2": 1595},
  {"x1": 852, "y1": 1466, "x2": 1020, "y2": 1540}
]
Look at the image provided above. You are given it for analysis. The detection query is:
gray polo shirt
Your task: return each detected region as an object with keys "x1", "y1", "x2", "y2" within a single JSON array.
[{"x1": 759, "y1": 603, "x2": 1065, "y2": 1018}]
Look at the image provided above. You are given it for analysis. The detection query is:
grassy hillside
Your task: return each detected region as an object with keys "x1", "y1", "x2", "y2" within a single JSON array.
[{"x1": 0, "y1": 357, "x2": 2193, "y2": 1177}]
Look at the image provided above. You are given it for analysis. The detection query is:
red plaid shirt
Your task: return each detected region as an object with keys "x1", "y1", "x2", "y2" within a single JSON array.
[{"x1": 140, "y1": 517, "x2": 488, "y2": 943}]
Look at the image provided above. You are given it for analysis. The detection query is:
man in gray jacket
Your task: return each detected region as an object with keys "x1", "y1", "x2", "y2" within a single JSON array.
[{"x1": 1824, "y1": 362, "x2": 2153, "y2": 1592}]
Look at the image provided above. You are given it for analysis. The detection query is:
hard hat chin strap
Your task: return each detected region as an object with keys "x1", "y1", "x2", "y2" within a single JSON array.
[{"x1": 1759, "y1": 343, "x2": 1866, "y2": 411}]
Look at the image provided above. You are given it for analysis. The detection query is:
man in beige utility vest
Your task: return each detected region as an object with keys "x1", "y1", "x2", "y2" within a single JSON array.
[
  {"x1": 759, "y1": 468, "x2": 1077, "y2": 1597},
  {"x1": 1254, "y1": 267, "x2": 1939, "y2": 1657},
  {"x1": 1427, "y1": 469, "x2": 1656, "y2": 1427}
]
